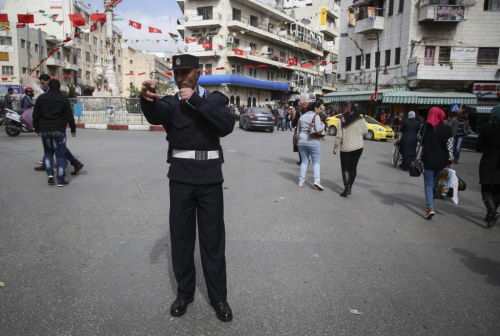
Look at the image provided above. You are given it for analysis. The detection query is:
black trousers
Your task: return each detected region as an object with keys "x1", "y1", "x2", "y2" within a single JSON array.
[
  {"x1": 340, "y1": 148, "x2": 363, "y2": 184},
  {"x1": 169, "y1": 181, "x2": 227, "y2": 302}
]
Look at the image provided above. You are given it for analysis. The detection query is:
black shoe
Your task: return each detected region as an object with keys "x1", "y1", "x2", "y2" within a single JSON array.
[
  {"x1": 58, "y1": 180, "x2": 69, "y2": 187},
  {"x1": 71, "y1": 163, "x2": 84, "y2": 175},
  {"x1": 486, "y1": 212, "x2": 499, "y2": 228},
  {"x1": 453, "y1": 160, "x2": 458, "y2": 164},
  {"x1": 170, "y1": 297, "x2": 194, "y2": 317},
  {"x1": 296, "y1": 162, "x2": 301, "y2": 165},
  {"x1": 48, "y1": 175, "x2": 54, "y2": 185},
  {"x1": 210, "y1": 300, "x2": 233, "y2": 322}
]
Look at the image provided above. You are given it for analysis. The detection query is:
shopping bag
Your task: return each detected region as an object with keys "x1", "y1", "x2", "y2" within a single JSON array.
[{"x1": 434, "y1": 169, "x2": 451, "y2": 201}]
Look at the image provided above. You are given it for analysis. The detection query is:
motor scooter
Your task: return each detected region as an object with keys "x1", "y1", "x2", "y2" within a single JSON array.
[{"x1": 3, "y1": 107, "x2": 35, "y2": 136}]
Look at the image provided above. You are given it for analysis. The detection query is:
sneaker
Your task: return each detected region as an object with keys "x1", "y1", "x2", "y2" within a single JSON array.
[
  {"x1": 314, "y1": 182, "x2": 324, "y2": 191},
  {"x1": 298, "y1": 182, "x2": 304, "y2": 187},
  {"x1": 48, "y1": 175, "x2": 54, "y2": 185},
  {"x1": 58, "y1": 180, "x2": 69, "y2": 187},
  {"x1": 424, "y1": 208, "x2": 435, "y2": 220},
  {"x1": 38, "y1": 159, "x2": 43, "y2": 165}
]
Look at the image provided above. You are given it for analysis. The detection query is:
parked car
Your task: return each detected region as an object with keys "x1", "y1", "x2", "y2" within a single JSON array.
[
  {"x1": 461, "y1": 131, "x2": 479, "y2": 151},
  {"x1": 239, "y1": 107, "x2": 275, "y2": 132},
  {"x1": 325, "y1": 114, "x2": 395, "y2": 141}
]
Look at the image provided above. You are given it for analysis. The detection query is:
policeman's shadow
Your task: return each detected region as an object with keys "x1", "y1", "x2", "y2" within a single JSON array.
[
  {"x1": 149, "y1": 232, "x2": 209, "y2": 301},
  {"x1": 453, "y1": 248, "x2": 500, "y2": 286}
]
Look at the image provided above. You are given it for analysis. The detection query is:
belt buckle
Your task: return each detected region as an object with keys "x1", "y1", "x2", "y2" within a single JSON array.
[{"x1": 195, "y1": 150, "x2": 207, "y2": 160}]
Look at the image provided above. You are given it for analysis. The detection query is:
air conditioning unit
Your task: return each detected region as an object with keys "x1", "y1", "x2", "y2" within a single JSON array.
[
  {"x1": 227, "y1": 36, "x2": 235, "y2": 44},
  {"x1": 337, "y1": 73, "x2": 346, "y2": 81}
]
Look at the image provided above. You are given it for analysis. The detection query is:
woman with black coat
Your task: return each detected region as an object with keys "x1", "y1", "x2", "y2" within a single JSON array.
[
  {"x1": 476, "y1": 105, "x2": 500, "y2": 228},
  {"x1": 398, "y1": 111, "x2": 421, "y2": 171}
]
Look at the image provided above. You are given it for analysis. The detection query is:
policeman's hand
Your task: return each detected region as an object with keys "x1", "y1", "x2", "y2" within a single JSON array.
[
  {"x1": 71, "y1": 132, "x2": 76, "y2": 137},
  {"x1": 141, "y1": 80, "x2": 159, "y2": 102},
  {"x1": 179, "y1": 87, "x2": 195, "y2": 101}
]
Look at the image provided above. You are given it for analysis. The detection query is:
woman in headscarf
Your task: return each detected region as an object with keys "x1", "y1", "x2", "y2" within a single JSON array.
[
  {"x1": 333, "y1": 101, "x2": 368, "y2": 197},
  {"x1": 398, "y1": 111, "x2": 422, "y2": 171},
  {"x1": 476, "y1": 104, "x2": 500, "y2": 228},
  {"x1": 421, "y1": 107, "x2": 453, "y2": 219}
]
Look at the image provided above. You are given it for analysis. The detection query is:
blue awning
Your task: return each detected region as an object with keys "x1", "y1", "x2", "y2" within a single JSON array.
[{"x1": 198, "y1": 74, "x2": 289, "y2": 91}]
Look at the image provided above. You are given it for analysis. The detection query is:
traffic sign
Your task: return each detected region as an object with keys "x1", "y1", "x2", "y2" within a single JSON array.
[{"x1": 451, "y1": 103, "x2": 461, "y2": 112}]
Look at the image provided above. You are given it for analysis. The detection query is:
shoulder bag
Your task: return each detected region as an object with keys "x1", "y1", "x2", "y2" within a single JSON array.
[
  {"x1": 309, "y1": 114, "x2": 326, "y2": 139},
  {"x1": 408, "y1": 124, "x2": 426, "y2": 177}
]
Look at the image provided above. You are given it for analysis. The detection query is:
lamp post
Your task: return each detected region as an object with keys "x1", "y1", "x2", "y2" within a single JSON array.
[
  {"x1": 373, "y1": 30, "x2": 380, "y2": 117},
  {"x1": 26, "y1": 10, "x2": 45, "y2": 71}
]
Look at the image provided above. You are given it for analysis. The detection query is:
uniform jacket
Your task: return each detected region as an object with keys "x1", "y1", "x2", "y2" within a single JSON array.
[
  {"x1": 140, "y1": 88, "x2": 235, "y2": 185},
  {"x1": 476, "y1": 123, "x2": 500, "y2": 185},
  {"x1": 33, "y1": 89, "x2": 76, "y2": 133}
]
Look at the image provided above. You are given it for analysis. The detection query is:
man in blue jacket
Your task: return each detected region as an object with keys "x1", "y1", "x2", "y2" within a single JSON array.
[{"x1": 140, "y1": 54, "x2": 235, "y2": 322}]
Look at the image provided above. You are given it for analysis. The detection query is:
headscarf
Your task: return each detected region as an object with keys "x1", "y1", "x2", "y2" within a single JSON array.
[
  {"x1": 426, "y1": 107, "x2": 446, "y2": 130},
  {"x1": 490, "y1": 104, "x2": 500, "y2": 124},
  {"x1": 408, "y1": 111, "x2": 415, "y2": 119},
  {"x1": 341, "y1": 101, "x2": 364, "y2": 127}
]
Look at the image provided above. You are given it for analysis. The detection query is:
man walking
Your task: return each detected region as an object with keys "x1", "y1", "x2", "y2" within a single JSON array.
[
  {"x1": 140, "y1": 54, "x2": 235, "y2": 322},
  {"x1": 33, "y1": 79, "x2": 76, "y2": 187},
  {"x1": 4, "y1": 88, "x2": 16, "y2": 110},
  {"x1": 450, "y1": 109, "x2": 470, "y2": 164}
]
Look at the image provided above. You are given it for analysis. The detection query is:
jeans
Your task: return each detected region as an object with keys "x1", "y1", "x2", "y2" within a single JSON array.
[
  {"x1": 41, "y1": 131, "x2": 67, "y2": 181},
  {"x1": 424, "y1": 169, "x2": 444, "y2": 209},
  {"x1": 277, "y1": 117, "x2": 285, "y2": 130},
  {"x1": 298, "y1": 145, "x2": 321, "y2": 183},
  {"x1": 453, "y1": 136, "x2": 464, "y2": 161}
]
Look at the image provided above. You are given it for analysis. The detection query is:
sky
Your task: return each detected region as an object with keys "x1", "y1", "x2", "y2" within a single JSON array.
[{"x1": 0, "y1": 0, "x2": 276, "y2": 54}]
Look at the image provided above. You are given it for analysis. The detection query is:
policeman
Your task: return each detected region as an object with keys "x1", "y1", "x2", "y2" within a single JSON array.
[{"x1": 140, "y1": 54, "x2": 235, "y2": 322}]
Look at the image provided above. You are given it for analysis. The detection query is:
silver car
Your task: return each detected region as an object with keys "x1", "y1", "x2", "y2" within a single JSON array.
[{"x1": 238, "y1": 107, "x2": 275, "y2": 132}]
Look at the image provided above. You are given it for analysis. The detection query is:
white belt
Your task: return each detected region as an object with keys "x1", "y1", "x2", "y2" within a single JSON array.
[{"x1": 172, "y1": 149, "x2": 220, "y2": 160}]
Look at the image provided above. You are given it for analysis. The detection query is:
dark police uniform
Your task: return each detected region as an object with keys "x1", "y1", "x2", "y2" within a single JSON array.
[{"x1": 140, "y1": 65, "x2": 235, "y2": 303}]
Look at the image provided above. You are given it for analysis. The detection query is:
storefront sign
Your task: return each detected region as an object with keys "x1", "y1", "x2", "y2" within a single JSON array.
[
  {"x1": 0, "y1": 85, "x2": 22, "y2": 94},
  {"x1": 0, "y1": 46, "x2": 14, "y2": 52},
  {"x1": 450, "y1": 47, "x2": 477, "y2": 63},
  {"x1": 408, "y1": 56, "x2": 418, "y2": 77},
  {"x1": 473, "y1": 82, "x2": 500, "y2": 99},
  {"x1": 319, "y1": 7, "x2": 327, "y2": 26},
  {"x1": 435, "y1": 5, "x2": 465, "y2": 21},
  {"x1": 49, "y1": 0, "x2": 63, "y2": 9}
]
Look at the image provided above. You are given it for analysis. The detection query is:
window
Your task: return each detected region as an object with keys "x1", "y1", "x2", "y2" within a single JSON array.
[
  {"x1": 388, "y1": 0, "x2": 394, "y2": 16},
  {"x1": 438, "y1": 46, "x2": 450, "y2": 65},
  {"x1": 385, "y1": 50, "x2": 391, "y2": 66},
  {"x1": 93, "y1": 36, "x2": 98, "y2": 47},
  {"x1": 250, "y1": 15, "x2": 259, "y2": 28},
  {"x1": 346, "y1": 56, "x2": 352, "y2": 72},
  {"x1": 355, "y1": 55, "x2": 362, "y2": 70},
  {"x1": 268, "y1": 48, "x2": 274, "y2": 55},
  {"x1": 365, "y1": 53, "x2": 371, "y2": 69},
  {"x1": 205, "y1": 63, "x2": 212, "y2": 75},
  {"x1": 477, "y1": 48, "x2": 499, "y2": 65},
  {"x1": 484, "y1": 0, "x2": 500, "y2": 11},
  {"x1": 86, "y1": 71, "x2": 90, "y2": 79},
  {"x1": 375, "y1": 51, "x2": 381, "y2": 67},
  {"x1": 197, "y1": 6, "x2": 213, "y2": 20},
  {"x1": 395, "y1": 48, "x2": 401, "y2": 65},
  {"x1": 232, "y1": 8, "x2": 241, "y2": 21},
  {"x1": 118, "y1": 65, "x2": 121, "y2": 74},
  {"x1": 21, "y1": 39, "x2": 26, "y2": 48},
  {"x1": 130, "y1": 60, "x2": 133, "y2": 64},
  {"x1": 85, "y1": 52, "x2": 91, "y2": 62},
  {"x1": 84, "y1": 33, "x2": 89, "y2": 42},
  {"x1": 280, "y1": 52, "x2": 286, "y2": 62},
  {"x1": 22, "y1": 67, "x2": 27, "y2": 74},
  {"x1": 34, "y1": 44, "x2": 39, "y2": 53},
  {"x1": 94, "y1": 55, "x2": 98, "y2": 64},
  {"x1": 2, "y1": 66, "x2": 14, "y2": 75},
  {"x1": 398, "y1": 0, "x2": 405, "y2": 13},
  {"x1": 0, "y1": 37, "x2": 12, "y2": 45}
]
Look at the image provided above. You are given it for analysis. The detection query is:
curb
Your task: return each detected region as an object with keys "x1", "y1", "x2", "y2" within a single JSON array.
[{"x1": 75, "y1": 123, "x2": 164, "y2": 131}]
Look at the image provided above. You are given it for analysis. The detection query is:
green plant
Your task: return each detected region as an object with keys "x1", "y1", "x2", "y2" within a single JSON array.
[
  {"x1": 127, "y1": 83, "x2": 140, "y2": 98},
  {"x1": 68, "y1": 84, "x2": 77, "y2": 98}
]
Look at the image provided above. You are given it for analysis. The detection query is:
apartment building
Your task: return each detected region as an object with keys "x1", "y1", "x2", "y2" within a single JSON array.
[
  {"x1": 328, "y1": 0, "x2": 500, "y2": 127},
  {"x1": 176, "y1": 0, "x2": 325, "y2": 106},
  {"x1": 281, "y1": 0, "x2": 341, "y2": 93},
  {"x1": 2, "y1": 0, "x2": 123, "y2": 96}
]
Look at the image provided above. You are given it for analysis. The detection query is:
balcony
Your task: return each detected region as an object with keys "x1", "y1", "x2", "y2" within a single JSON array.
[
  {"x1": 45, "y1": 57, "x2": 64, "y2": 67},
  {"x1": 64, "y1": 62, "x2": 79, "y2": 71},
  {"x1": 319, "y1": 24, "x2": 339, "y2": 38},
  {"x1": 77, "y1": 78, "x2": 83, "y2": 85},
  {"x1": 226, "y1": 52, "x2": 320, "y2": 76},
  {"x1": 408, "y1": 58, "x2": 500, "y2": 82},
  {"x1": 184, "y1": 45, "x2": 220, "y2": 58},
  {"x1": 355, "y1": 17, "x2": 385, "y2": 34},
  {"x1": 184, "y1": 12, "x2": 223, "y2": 29},
  {"x1": 418, "y1": 5, "x2": 465, "y2": 23}
]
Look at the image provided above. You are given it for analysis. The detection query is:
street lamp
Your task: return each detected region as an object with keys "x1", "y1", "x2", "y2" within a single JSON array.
[
  {"x1": 26, "y1": 10, "x2": 45, "y2": 71},
  {"x1": 372, "y1": 30, "x2": 380, "y2": 117}
]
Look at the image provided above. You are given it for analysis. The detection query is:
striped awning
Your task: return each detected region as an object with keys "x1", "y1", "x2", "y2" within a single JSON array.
[
  {"x1": 467, "y1": 105, "x2": 495, "y2": 114},
  {"x1": 415, "y1": 92, "x2": 478, "y2": 105},
  {"x1": 322, "y1": 88, "x2": 405, "y2": 102}
]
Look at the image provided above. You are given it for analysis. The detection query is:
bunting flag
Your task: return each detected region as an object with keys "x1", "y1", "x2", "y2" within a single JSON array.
[
  {"x1": 129, "y1": 20, "x2": 141, "y2": 29},
  {"x1": 203, "y1": 70, "x2": 211, "y2": 73},
  {"x1": 302, "y1": 63, "x2": 313, "y2": 68},
  {"x1": 0, "y1": 14, "x2": 8, "y2": 22},
  {"x1": 257, "y1": 64, "x2": 268, "y2": 68},
  {"x1": 165, "y1": 72, "x2": 172, "y2": 77},
  {"x1": 90, "y1": 22, "x2": 98, "y2": 33},
  {"x1": 321, "y1": 61, "x2": 327, "y2": 65},
  {"x1": 68, "y1": 14, "x2": 85, "y2": 27},
  {"x1": 137, "y1": 72, "x2": 146, "y2": 76},
  {"x1": 287, "y1": 58, "x2": 297, "y2": 66},
  {"x1": 90, "y1": 13, "x2": 106, "y2": 22},
  {"x1": 233, "y1": 49, "x2": 244, "y2": 56},
  {"x1": 148, "y1": 26, "x2": 161, "y2": 33},
  {"x1": 185, "y1": 37, "x2": 196, "y2": 44},
  {"x1": 243, "y1": 65, "x2": 253, "y2": 69},
  {"x1": 215, "y1": 67, "x2": 225, "y2": 70},
  {"x1": 112, "y1": 16, "x2": 123, "y2": 21},
  {"x1": 106, "y1": 0, "x2": 123, "y2": 8},
  {"x1": 42, "y1": 13, "x2": 59, "y2": 22},
  {"x1": 35, "y1": 23, "x2": 46, "y2": 26},
  {"x1": 18, "y1": 14, "x2": 34, "y2": 24},
  {"x1": 16, "y1": 23, "x2": 26, "y2": 28},
  {"x1": 202, "y1": 42, "x2": 212, "y2": 50},
  {"x1": 0, "y1": 22, "x2": 9, "y2": 31}
]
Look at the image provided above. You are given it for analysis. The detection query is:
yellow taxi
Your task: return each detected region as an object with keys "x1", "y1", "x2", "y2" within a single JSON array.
[{"x1": 325, "y1": 114, "x2": 395, "y2": 141}]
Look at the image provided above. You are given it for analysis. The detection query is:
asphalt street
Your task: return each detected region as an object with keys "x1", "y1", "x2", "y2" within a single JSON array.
[{"x1": 0, "y1": 125, "x2": 499, "y2": 336}]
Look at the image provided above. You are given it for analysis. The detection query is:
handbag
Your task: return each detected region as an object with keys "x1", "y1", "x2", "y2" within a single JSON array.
[
  {"x1": 457, "y1": 175, "x2": 466, "y2": 191},
  {"x1": 408, "y1": 124, "x2": 426, "y2": 177},
  {"x1": 293, "y1": 131, "x2": 298, "y2": 146},
  {"x1": 309, "y1": 115, "x2": 326, "y2": 139}
]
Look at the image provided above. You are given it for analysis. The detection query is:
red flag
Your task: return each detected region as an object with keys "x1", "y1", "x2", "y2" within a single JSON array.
[
  {"x1": 165, "y1": 72, "x2": 172, "y2": 77},
  {"x1": 321, "y1": 61, "x2": 327, "y2": 66},
  {"x1": 257, "y1": 64, "x2": 268, "y2": 68},
  {"x1": 90, "y1": 22, "x2": 98, "y2": 33},
  {"x1": 215, "y1": 67, "x2": 225, "y2": 70},
  {"x1": 202, "y1": 42, "x2": 212, "y2": 50},
  {"x1": 18, "y1": 14, "x2": 34, "y2": 24},
  {"x1": 90, "y1": 13, "x2": 106, "y2": 22},
  {"x1": 301, "y1": 63, "x2": 313, "y2": 68},
  {"x1": 129, "y1": 20, "x2": 141, "y2": 29},
  {"x1": 287, "y1": 58, "x2": 297, "y2": 66},
  {"x1": 0, "y1": 14, "x2": 8, "y2": 22},
  {"x1": 148, "y1": 26, "x2": 162, "y2": 33},
  {"x1": 203, "y1": 70, "x2": 211, "y2": 73},
  {"x1": 243, "y1": 65, "x2": 253, "y2": 69},
  {"x1": 233, "y1": 49, "x2": 245, "y2": 56},
  {"x1": 16, "y1": 23, "x2": 26, "y2": 28},
  {"x1": 68, "y1": 14, "x2": 85, "y2": 27},
  {"x1": 35, "y1": 23, "x2": 47, "y2": 26}
]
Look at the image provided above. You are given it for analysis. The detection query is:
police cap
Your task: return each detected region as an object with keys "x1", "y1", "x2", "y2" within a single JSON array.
[{"x1": 172, "y1": 54, "x2": 199, "y2": 70}]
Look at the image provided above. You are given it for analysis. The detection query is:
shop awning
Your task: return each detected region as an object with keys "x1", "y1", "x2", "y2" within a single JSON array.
[
  {"x1": 415, "y1": 92, "x2": 478, "y2": 105},
  {"x1": 322, "y1": 88, "x2": 405, "y2": 103},
  {"x1": 467, "y1": 105, "x2": 495, "y2": 114}
]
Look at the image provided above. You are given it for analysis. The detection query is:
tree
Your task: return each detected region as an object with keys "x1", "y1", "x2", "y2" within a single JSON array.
[
  {"x1": 155, "y1": 81, "x2": 175, "y2": 96},
  {"x1": 68, "y1": 84, "x2": 77, "y2": 98},
  {"x1": 127, "y1": 83, "x2": 140, "y2": 98}
]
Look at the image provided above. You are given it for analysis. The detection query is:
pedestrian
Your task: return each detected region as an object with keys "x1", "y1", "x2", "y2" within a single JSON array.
[
  {"x1": 33, "y1": 148, "x2": 84, "y2": 175},
  {"x1": 32, "y1": 79, "x2": 76, "y2": 187},
  {"x1": 20, "y1": 87, "x2": 35, "y2": 113},
  {"x1": 39, "y1": 74, "x2": 51, "y2": 93},
  {"x1": 398, "y1": 111, "x2": 421, "y2": 171},
  {"x1": 277, "y1": 105, "x2": 285, "y2": 130},
  {"x1": 421, "y1": 107, "x2": 453, "y2": 219},
  {"x1": 287, "y1": 107, "x2": 293, "y2": 131},
  {"x1": 140, "y1": 54, "x2": 235, "y2": 322},
  {"x1": 450, "y1": 109, "x2": 470, "y2": 164},
  {"x1": 476, "y1": 104, "x2": 500, "y2": 228},
  {"x1": 292, "y1": 107, "x2": 303, "y2": 165},
  {"x1": 297, "y1": 100, "x2": 325, "y2": 190},
  {"x1": 4, "y1": 88, "x2": 16, "y2": 110},
  {"x1": 392, "y1": 114, "x2": 401, "y2": 137},
  {"x1": 333, "y1": 101, "x2": 368, "y2": 197}
]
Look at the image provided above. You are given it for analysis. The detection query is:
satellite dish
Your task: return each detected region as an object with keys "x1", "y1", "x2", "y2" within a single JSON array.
[{"x1": 301, "y1": 19, "x2": 311, "y2": 25}]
